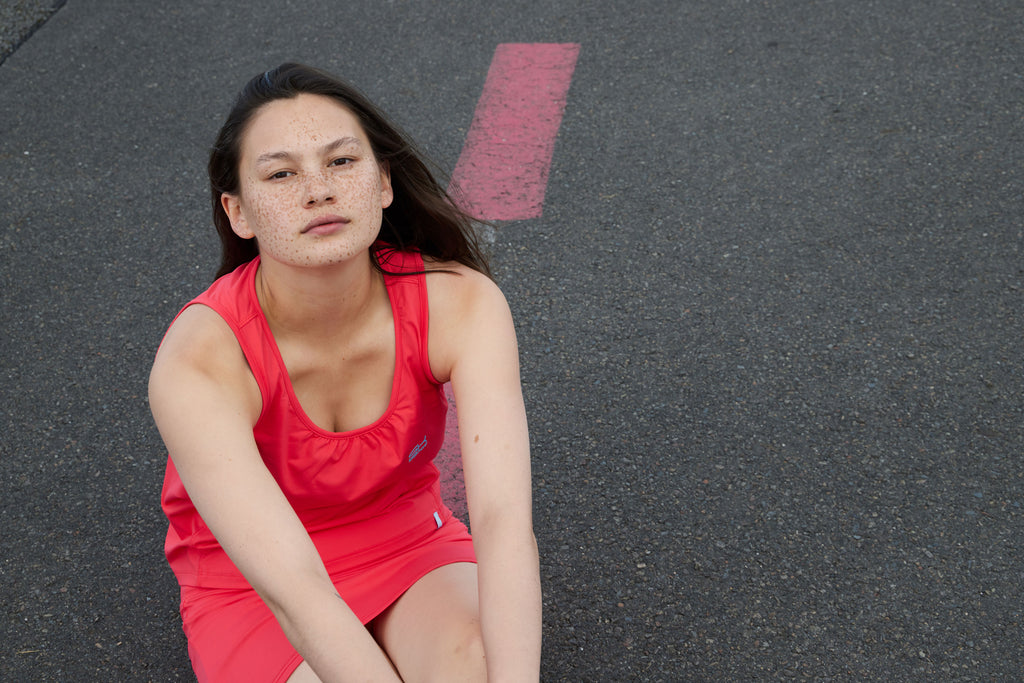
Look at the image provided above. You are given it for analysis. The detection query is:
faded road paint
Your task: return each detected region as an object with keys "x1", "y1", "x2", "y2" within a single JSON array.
[
  {"x1": 450, "y1": 42, "x2": 580, "y2": 220},
  {"x1": 438, "y1": 44, "x2": 579, "y2": 519},
  {"x1": 435, "y1": 383, "x2": 468, "y2": 521}
]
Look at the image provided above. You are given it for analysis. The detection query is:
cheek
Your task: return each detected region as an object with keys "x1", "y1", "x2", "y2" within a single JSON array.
[
  {"x1": 244, "y1": 185, "x2": 292, "y2": 229},
  {"x1": 242, "y1": 188, "x2": 303, "y2": 255},
  {"x1": 348, "y1": 170, "x2": 386, "y2": 211}
]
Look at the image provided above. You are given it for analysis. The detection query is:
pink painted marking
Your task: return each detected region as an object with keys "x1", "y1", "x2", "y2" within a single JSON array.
[
  {"x1": 436, "y1": 44, "x2": 578, "y2": 519},
  {"x1": 434, "y1": 383, "x2": 468, "y2": 522},
  {"x1": 450, "y1": 43, "x2": 581, "y2": 220}
]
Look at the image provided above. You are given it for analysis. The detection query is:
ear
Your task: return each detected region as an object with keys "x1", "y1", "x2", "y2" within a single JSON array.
[
  {"x1": 379, "y1": 161, "x2": 393, "y2": 210},
  {"x1": 221, "y1": 193, "x2": 255, "y2": 240}
]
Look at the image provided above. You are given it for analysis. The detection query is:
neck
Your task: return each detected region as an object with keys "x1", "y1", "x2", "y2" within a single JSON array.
[{"x1": 255, "y1": 251, "x2": 383, "y2": 340}]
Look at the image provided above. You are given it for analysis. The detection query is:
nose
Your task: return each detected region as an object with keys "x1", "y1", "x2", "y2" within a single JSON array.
[{"x1": 305, "y1": 171, "x2": 335, "y2": 206}]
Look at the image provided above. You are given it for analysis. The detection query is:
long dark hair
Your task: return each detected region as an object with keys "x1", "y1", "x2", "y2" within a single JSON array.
[{"x1": 208, "y1": 62, "x2": 490, "y2": 280}]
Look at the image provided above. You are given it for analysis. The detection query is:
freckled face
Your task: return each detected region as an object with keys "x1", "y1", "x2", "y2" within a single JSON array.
[{"x1": 222, "y1": 93, "x2": 393, "y2": 268}]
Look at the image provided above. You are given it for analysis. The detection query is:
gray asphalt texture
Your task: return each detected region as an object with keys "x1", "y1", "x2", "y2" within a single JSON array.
[
  {"x1": 2, "y1": 1, "x2": 1022, "y2": 681},
  {"x1": 0, "y1": 0, "x2": 61, "y2": 63}
]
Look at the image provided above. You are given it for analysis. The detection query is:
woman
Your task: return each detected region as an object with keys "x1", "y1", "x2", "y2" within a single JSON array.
[{"x1": 149, "y1": 63, "x2": 541, "y2": 682}]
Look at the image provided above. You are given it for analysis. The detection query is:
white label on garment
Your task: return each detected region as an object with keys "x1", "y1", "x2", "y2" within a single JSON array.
[{"x1": 433, "y1": 511, "x2": 443, "y2": 528}]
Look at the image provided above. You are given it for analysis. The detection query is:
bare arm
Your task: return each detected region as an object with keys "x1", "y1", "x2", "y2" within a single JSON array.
[
  {"x1": 430, "y1": 268, "x2": 543, "y2": 681},
  {"x1": 149, "y1": 305, "x2": 400, "y2": 683}
]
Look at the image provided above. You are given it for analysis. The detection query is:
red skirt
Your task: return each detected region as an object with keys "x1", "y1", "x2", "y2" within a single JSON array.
[{"x1": 178, "y1": 510, "x2": 474, "y2": 683}]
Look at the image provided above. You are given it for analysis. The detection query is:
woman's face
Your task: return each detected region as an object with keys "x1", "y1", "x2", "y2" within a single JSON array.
[{"x1": 222, "y1": 93, "x2": 393, "y2": 269}]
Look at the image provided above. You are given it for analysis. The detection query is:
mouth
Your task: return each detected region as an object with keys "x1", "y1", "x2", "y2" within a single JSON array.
[{"x1": 302, "y1": 215, "x2": 350, "y2": 235}]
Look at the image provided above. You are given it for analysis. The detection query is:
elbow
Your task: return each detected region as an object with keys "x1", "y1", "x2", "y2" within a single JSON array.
[{"x1": 471, "y1": 508, "x2": 538, "y2": 553}]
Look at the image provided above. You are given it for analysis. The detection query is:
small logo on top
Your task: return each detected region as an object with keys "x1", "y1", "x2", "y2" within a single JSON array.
[{"x1": 408, "y1": 436, "x2": 428, "y2": 462}]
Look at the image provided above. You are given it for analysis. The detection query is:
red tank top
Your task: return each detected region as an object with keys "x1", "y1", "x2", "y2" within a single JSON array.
[{"x1": 160, "y1": 247, "x2": 473, "y2": 598}]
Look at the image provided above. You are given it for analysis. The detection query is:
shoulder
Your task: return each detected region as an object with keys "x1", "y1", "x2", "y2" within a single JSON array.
[
  {"x1": 423, "y1": 259, "x2": 509, "y2": 323},
  {"x1": 155, "y1": 304, "x2": 239, "y2": 368},
  {"x1": 423, "y1": 260, "x2": 515, "y2": 382},
  {"x1": 150, "y1": 304, "x2": 260, "y2": 418}
]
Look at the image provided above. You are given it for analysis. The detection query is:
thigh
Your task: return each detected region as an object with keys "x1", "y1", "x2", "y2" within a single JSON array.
[
  {"x1": 370, "y1": 562, "x2": 486, "y2": 683},
  {"x1": 285, "y1": 661, "x2": 323, "y2": 683}
]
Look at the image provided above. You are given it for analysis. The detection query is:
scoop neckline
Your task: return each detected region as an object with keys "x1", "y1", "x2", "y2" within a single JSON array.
[{"x1": 248, "y1": 257, "x2": 403, "y2": 439}]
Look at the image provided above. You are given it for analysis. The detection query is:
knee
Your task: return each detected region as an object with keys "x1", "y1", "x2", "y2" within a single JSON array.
[
  {"x1": 453, "y1": 618, "x2": 485, "y2": 660},
  {"x1": 428, "y1": 620, "x2": 486, "y2": 682}
]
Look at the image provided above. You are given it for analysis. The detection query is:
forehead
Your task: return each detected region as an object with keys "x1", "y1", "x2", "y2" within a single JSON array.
[{"x1": 241, "y1": 93, "x2": 369, "y2": 158}]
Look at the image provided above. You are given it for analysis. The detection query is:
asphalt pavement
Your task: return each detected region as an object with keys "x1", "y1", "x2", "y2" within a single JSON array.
[{"x1": 2, "y1": 1, "x2": 1022, "y2": 680}]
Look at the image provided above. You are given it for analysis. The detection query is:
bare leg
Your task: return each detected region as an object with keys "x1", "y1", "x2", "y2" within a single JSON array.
[
  {"x1": 371, "y1": 562, "x2": 485, "y2": 683},
  {"x1": 285, "y1": 661, "x2": 322, "y2": 683},
  {"x1": 285, "y1": 643, "x2": 401, "y2": 682}
]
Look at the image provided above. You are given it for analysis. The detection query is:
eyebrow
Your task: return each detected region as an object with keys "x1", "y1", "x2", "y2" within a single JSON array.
[{"x1": 255, "y1": 136, "x2": 364, "y2": 166}]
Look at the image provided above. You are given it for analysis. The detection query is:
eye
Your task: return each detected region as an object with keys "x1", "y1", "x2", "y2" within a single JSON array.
[
  {"x1": 329, "y1": 157, "x2": 354, "y2": 167},
  {"x1": 268, "y1": 170, "x2": 294, "y2": 180}
]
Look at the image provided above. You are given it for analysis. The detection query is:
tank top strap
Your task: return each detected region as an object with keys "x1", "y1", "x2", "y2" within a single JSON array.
[
  {"x1": 375, "y1": 245, "x2": 438, "y2": 386},
  {"x1": 184, "y1": 257, "x2": 281, "y2": 411},
  {"x1": 177, "y1": 248, "x2": 440, "y2": 430}
]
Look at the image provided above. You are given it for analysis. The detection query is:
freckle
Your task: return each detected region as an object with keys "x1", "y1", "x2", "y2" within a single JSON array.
[{"x1": 474, "y1": 435, "x2": 479, "y2": 443}]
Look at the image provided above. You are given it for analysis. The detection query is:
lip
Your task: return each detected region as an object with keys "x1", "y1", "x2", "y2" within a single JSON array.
[{"x1": 302, "y1": 214, "x2": 349, "y2": 235}]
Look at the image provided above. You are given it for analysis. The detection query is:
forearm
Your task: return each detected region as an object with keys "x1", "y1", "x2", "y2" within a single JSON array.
[
  {"x1": 475, "y1": 523, "x2": 543, "y2": 682},
  {"x1": 266, "y1": 579, "x2": 401, "y2": 683}
]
